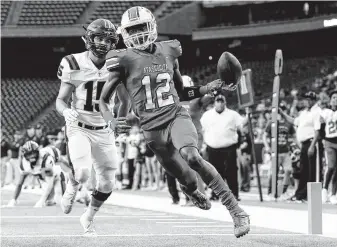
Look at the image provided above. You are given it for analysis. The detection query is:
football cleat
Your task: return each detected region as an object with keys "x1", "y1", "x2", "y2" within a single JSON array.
[
  {"x1": 80, "y1": 213, "x2": 97, "y2": 237},
  {"x1": 231, "y1": 212, "x2": 250, "y2": 238},
  {"x1": 330, "y1": 195, "x2": 337, "y2": 205},
  {"x1": 189, "y1": 189, "x2": 212, "y2": 210},
  {"x1": 61, "y1": 181, "x2": 79, "y2": 214}
]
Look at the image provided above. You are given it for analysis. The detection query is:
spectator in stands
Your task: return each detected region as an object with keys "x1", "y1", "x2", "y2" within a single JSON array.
[
  {"x1": 263, "y1": 109, "x2": 295, "y2": 201},
  {"x1": 7, "y1": 130, "x2": 25, "y2": 185},
  {"x1": 24, "y1": 125, "x2": 35, "y2": 142},
  {"x1": 280, "y1": 92, "x2": 321, "y2": 202},
  {"x1": 34, "y1": 124, "x2": 47, "y2": 147},
  {"x1": 201, "y1": 92, "x2": 247, "y2": 200}
]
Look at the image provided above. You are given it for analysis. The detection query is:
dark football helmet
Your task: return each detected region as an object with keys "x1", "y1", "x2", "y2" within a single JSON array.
[
  {"x1": 21, "y1": 141, "x2": 40, "y2": 166},
  {"x1": 83, "y1": 19, "x2": 119, "y2": 58}
]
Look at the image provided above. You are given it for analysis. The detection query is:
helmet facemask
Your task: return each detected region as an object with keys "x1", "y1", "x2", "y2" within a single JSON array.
[
  {"x1": 122, "y1": 21, "x2": 157, "y2": 50},
  {"x1": 84, "y1": 31, "x2": 118, "y2": 58},
  {"x1": 24, "y1": 150, "x2": 39, "y2": 167}
]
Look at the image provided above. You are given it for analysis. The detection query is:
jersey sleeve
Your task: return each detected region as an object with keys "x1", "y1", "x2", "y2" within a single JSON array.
[
  {"x1": 42, "y1": 154, "x2": 55, "y2": 177},
  {"x1": 57, "y1": 55, "x2": 80, "y2": 83},
  {"x1": 106, "y1": 49, "x2": 126, "y2": 72},
  {"x1": 164, "y1": 39, "x2": 182, "y2": 58}
]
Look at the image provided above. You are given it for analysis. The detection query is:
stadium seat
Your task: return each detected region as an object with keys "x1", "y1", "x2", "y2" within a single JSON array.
[
  {"x1": 181, "y1": 56, "x2": 337, "y2": 105},
  {"x1": 17, "y1": 1, "x2": 89, "y2": 26},
  {"x1": 87, "y1": 1, "x2": 163, "y2": 24},
  {"x1": 1, "y1": 78, "x2": 60, "y2": 139},
  {"x1": 1, "y1": 1, "x2": 12, "y2": 25},
  {"x1": 157, "y1": 1, "x2": 191, "y2": 19}
]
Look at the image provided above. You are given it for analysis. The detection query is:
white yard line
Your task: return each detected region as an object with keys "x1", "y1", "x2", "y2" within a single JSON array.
[{"x1": 0, "y1": 233, "x2": 306, "y2": 238}]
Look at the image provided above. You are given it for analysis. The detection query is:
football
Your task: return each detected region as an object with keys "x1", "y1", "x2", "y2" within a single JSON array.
[{"x1": 217, "y1": 52, "x2": 242, "y2": 88}]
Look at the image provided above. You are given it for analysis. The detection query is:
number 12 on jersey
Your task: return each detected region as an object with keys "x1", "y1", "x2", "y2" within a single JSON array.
[{"x1": 142, "y1": 72, "x2": 175, "y2": 110}]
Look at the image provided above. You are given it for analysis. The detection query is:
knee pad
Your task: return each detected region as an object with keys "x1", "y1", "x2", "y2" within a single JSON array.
[{"x1": 92, "y1": 189, "x2": 112, "y2": 202}]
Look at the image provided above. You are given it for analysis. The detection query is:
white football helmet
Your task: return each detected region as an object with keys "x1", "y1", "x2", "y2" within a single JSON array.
[
  {"x1": 182, "y1": 75, "x2": 194, "y2": 87},
  {"x1": 120, "y1": 6, "x2": 158, "y2": 50}
]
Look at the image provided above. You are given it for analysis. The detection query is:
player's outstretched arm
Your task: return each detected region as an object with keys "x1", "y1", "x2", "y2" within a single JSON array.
[
  {"x1": 56, "y1": 81, "x2": 78, "y2": 123},
  {"x1": 173, "y1": 59, "x2": 222, "y2": 102},
  {"x1": 8, "y1": 173, "x2": 28, "y2": 207},
  {"x1": 100, "y1": 71, "x2": 131, "y2": 134}
]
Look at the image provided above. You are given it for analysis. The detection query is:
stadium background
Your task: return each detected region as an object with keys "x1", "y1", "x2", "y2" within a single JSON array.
[{"x1": 1, "y1": 1, "x2": 337, "y2": 144}]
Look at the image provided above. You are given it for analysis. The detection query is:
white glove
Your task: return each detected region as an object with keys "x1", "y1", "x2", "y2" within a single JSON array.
[
  {"x1": 63, "y1": 108, "x2": 79, "y2": 123},
  {"x1": 34, "y1": 200, "x2": 44, "y2": 208},
  {"x1": 7, "y1": 199, "x2": 17, "y2": 207}
]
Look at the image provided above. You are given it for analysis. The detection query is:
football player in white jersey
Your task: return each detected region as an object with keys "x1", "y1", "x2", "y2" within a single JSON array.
[
  {"x1": 313, "y1": 91, "x2": 337, "y2": 204},
  {"x1": 7, "y1": 141, "x2": 62, "y2": 207},
  {"x1": 56, "y1": 19, "x2": 130, "y2": 236}
]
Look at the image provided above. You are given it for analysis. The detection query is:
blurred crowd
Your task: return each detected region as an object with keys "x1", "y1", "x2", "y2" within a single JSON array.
[{"x1": 1, "y1": 70, "x2": 337, "y2": 206}]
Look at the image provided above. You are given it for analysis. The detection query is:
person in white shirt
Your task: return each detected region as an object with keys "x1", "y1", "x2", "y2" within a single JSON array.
[
  {"x1": 313, "y1": 91, "x2": 337, "y2": 204},
  {"x1": 280, "y1": 91, "x2": 321, "y2": 202},
  {"x1": 201, "y1": 91, "x2": 247, "y2": 200}
]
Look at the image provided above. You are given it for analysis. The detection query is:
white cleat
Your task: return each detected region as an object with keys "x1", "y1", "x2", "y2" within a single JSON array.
[
  {"x1": 61, "y1": 181, "x2": 79, "y2": 214},
  {"x1": 322, "y1": 189, "x2": 328, "y2": 203},
  {"x1": 330, "y1": 195, "x2": 337, "y2": 205},
  {"x1": 80, "y1": 213, "x2": 97, "y2": 237}
]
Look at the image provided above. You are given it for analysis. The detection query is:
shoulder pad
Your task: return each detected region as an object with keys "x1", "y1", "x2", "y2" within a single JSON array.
[
  {"x1": 57, "y1": 54, "x2": 80, "y2": 82},
  {"x1": 106, "y1": 49, "x2": 126, "y2": 71},
  {"x1": 161, "y1": 39, "x2": 182, "y2": 58}
]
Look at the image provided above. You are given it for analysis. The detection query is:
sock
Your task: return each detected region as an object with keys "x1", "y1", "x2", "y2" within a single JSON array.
[
  {"x1": 282, "y1": 185, "x2": 288, "y2": 194},
  {"x1": 208, "y1": 174, "x2": 243, "y2": 215},
  {"x1": 85, "y1": 196, "x2": 104, "y2": 221}
]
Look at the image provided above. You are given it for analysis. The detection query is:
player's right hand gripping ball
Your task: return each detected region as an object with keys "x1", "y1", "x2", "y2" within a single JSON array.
[{"x1": 217, "y1": 52, "x2": 242, "y2": 91}]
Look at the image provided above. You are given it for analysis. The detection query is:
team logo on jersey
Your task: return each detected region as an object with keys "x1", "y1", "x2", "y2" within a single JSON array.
[{"x1": 188, "y1": 90, "x2": 194, "y2": 98}]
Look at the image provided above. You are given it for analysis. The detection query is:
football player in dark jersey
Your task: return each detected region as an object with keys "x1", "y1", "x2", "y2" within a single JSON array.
[{"x1": 99, "y1": 6, "x2": 250, "y2": 238}]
